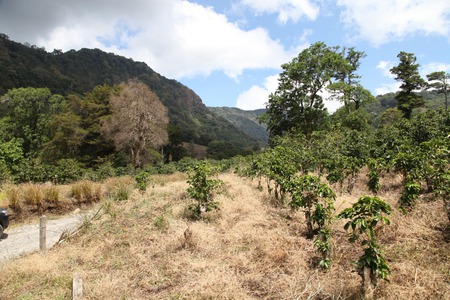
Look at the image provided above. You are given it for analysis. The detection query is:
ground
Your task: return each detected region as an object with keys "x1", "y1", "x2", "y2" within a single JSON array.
[{"x1": 0, "y1": 172, "x2": 448, "y2": 299}]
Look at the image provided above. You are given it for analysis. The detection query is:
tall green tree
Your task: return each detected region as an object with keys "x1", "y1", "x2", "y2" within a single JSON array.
[
  {"x1": 390, "y1": 52, "x2": 426, "y2": 119},
  {"x1": 426, "y1": 71, "x2": 450, "y2": 111},
  {"x1": 72, "y1": 85, "x2": 117, "y2": 165},
  {"x1": 261, "y1": 42, "x2": 343, "y2": 138},
  {"x1": 0, "y1": 87, "x2": 66, "y2": 157},
  {"x1": 328, "y1": 47, "x2": 373, "y2": 112}
]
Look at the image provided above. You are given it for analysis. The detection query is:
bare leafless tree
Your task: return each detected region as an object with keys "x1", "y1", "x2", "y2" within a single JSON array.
[{"x1": 102, "y1": 79, "x2": 169, "y2": 167}]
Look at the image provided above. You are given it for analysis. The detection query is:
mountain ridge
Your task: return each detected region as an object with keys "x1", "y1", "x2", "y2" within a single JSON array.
[{"x1": 0, "y1": 33, "x2": 259, "y2": 151}]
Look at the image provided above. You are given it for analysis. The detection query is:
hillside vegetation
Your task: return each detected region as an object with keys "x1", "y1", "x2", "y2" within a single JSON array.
[
  {"x1": 208, "y1": 107, "x2": 269, "y2": 145},
  {"x1": 0, "y1": 34, "x2": 257, "y2": 151}
]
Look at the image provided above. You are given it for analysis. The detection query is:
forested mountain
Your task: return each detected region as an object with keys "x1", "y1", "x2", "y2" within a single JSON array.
[
  {"x1": 208, "y1": 107, "x2": 269, "y2": 145},
  {"x1": 364, "y1": 90, "x2": 447, "y2": 125},
  {"x1": 0, "y1": 34, "x2": 257, "y2": 150}
]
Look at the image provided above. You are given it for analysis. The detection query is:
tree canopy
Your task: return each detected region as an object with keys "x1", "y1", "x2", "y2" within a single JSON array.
[
  {"x1": 102, "y1": 80, "x2": 169, "y2": 168},
  {"x1": 390, "y1": 51, "x2": 426, "y2": 119}
]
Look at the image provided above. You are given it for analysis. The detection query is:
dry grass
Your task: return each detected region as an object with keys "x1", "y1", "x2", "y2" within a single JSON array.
[
  {"x1": 103, "y1": 176, "x2": 135, "y2": 201},
  {"x1": 71, "y1": 180, "x2": 103, "y2": 204},
  {"x1": 22, "y1": 183, "x2": 44, "y2": 206},
  {"x1": 4, "y1": 184, "x2": 21, "y2": 211},
  {"x1": 0, "y1": 172, "x2": 448, "y2": 299}
]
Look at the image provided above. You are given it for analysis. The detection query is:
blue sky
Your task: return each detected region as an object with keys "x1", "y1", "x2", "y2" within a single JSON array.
[{"x1": 0, "y1": 0, "x2": 449, "y2": 112}]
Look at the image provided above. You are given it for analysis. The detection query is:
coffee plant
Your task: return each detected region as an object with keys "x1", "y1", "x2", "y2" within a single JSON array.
[
  {"x1": 338, "y1": 196, "x2": 391, "y2": 297},
  {"x1": 186, "y1": 161, "x2": 223, "y2": 219}
]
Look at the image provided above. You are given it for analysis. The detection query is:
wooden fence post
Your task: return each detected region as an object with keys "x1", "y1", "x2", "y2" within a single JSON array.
[
  {"x1": 73, "y1": 272, "x2": 83, "y2": 300},
  {"x1": 39, "y1": 215, "x2": 47, "y2": 252}
]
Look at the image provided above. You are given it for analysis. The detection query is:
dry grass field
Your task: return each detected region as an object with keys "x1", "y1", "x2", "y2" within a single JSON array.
[{"x1": 0, "y1": 171, "x2": 449, "y2": 299}]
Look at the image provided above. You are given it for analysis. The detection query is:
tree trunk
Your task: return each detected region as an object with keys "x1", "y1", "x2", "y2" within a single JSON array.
[
  {"x1": 305, "y1": 209, "x2": 313, "y2": 237},
  {"x1": 362, "y1": 266, "x2": 375, "y2": 300},
  {"x1": 444, "y1": 198, "x2": 450, "y2": 223}
]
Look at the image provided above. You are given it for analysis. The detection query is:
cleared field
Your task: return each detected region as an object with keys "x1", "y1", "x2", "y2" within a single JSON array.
[{"x1": 0, "y1": 172, "x2": 448, "y2": 299}]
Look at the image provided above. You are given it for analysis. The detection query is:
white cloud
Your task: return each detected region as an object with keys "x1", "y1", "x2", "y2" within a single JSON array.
[
  {"x1": 0, "y1": 0, "x2": 295, "y2": 80},
  {"x1": 374, "y1": 60, "x2": 400, "y2": 95},
  {"x1": 236, "y1": 74, "x2": 279, "y2": 110},
  {"x1": 376, "y1": 60, "x2": 395, "y2": 78},
  {"x1": 236, "y1": 74, "x2": 342, "y2": 112},
  {"x1": 337, "y1": 0, "x2": 450, "y2": 46},
  {"x1": 374, "y1": 61, "x2": 450, "y2": 95},
  {"x1": 375, "y1": 83, "x2": 400, "y2": 95},
  {"x1": 421, "y1": 62, "x2": 450, "y2": 77},
  {"x1": 237, "y1": 0, "x2": 320, "y2": 24}
]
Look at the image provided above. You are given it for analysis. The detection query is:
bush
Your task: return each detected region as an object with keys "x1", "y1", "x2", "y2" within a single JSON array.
[
  {"x1": 15, "y1": 158, "x2": 49, "y2": 183},
  {"x1": 23, "y1": 184, "x2": 44, "y2": 207},
  {"x1": 43, "y1": 185, "x2": 60, "y2": 205},
  {"x1": 104, "y1": 176, "x2": 134, "y2": 201},
  {"x1": 6, "y1": 184, "x2": 21, "y2": 212},
  {"x1": 52, "y1": 159, "x2": 84, "y2": 184},
  {"x1": 135, "y1": 171, "x2": 151, "y2": 192},
  {"x1": 186, "y1": 161, "x2": 223, "y2": 219},
  {"x1": 71, "y1": 180, "x2": 102, "y2": 203},
  {"x1": 94, "y1": 161, "x2": 117, "y2": 181}
]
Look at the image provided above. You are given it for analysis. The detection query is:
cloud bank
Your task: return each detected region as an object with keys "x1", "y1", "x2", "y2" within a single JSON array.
[{"x1": 0, "y1": 0, "x2": 296, "y2": 80}]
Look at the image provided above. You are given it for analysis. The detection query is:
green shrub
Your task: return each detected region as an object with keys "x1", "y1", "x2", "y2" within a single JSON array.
[
  {"x1": 186, "y1": 161, "x2": 223, "y2": 219},
  {"x1": 52, "y1": 159, "x2": 84, "y2": 184},
  {"x1": 338, "y1": 196, "x2": 391, "y2": 295},
  {"x1": 135, "y1": 171, "x2": 151, "y2": 192},
  {"x1": 94, "y1": 161, "x2": 117, "y2": 181},
  {"x1": 400, "y1": 179, "x2": 421, "y2": 210}
]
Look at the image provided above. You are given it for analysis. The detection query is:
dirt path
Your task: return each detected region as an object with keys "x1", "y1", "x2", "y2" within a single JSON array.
[{"x1": 0, "y1": 208, "x2": 100, "y2": 263}]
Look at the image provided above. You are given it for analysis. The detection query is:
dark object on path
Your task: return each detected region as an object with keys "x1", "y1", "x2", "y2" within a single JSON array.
[{"x1": 0, "y1": 208, "x2": 9, "y2": 238}]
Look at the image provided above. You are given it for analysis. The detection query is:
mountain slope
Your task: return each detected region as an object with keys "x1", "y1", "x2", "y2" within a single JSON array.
[
  {"x1": 0, "y1": 34, "x2": 256, "y2": 148},
  {"x1": 208, "y1": 107, "x2": 269, "y2": 145}
]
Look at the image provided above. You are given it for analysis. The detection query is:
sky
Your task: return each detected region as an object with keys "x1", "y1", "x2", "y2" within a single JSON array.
[{"x1": 0, "y1": 0, "x2": 449, "y2": 112}]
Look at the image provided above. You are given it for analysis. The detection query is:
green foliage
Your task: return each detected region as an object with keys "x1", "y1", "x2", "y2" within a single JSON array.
[
  {"x1": 426, "y1": 71, "x2": 449, "y2": 111},
  {"x1": 288, "y1": 175, "x2": 336, "y2": 236},
  {"x1": 52, "y1": 159, "x2": 84, "y2": 184},
  {"x1": 0, "y1": 138, "x2": 24, "y2": 176},
  {"x1": 390, "y1": 52, "x2": 426, "y2": 119},
  {"x1": 186, "y1": 161, "x2": 223, "y2": 219},
  {"x1": 15, "y1": 158, "x2": 50, "y2": 183},
  {"x1": 0, "y1": 88, "x2": 69, "y2": 158},
  {"x1": 367, "y1": 158, "x2": 382, "y2": 194},
  {"x1": 399, "y1": 180, "x2": 421, "y2": 210},
  {"x1": 135, "y1": 171, "x2": 151, "y2": 192},
  {"x1": 288, "y1": 175, "x2": 335, "y2": 268},
  {"x1": 0, "y1": 35, "x2": 259, "y2": 153},
  {"x1": 93, "y1": 161, "x2": 117, "y2": 181},
  {"x1": 314, "y1": 227, "x2": 333, "y2": 269},
  {"x1": 261, "y1": 42, "x2": 342, "y2": 137},
  {"x1": 338, "y1": 196, "x2": 391, "y2": 282}
]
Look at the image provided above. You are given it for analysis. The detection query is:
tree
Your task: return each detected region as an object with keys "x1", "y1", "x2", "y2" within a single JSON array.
[
  {"x1": 390, "y1": 52, "x2": 426, "y2": 119},
  {"x1": 426, "y1": 71, "x2": 450, "y2": 111},
  {"x1": 0, "y1": 88, "x2": 66, "y2": 157},
  {"x1": 102, "y1": 79, "x2": 169, "y2": 168},
  {"x1": 73, "y1": 85, "x2": 117, "y2": 165},
  {"x1": 261, "y1": 42, "x2": 343, "y2": 138},
  {"x1": 328, "y1": 47, "x2": 374, "y2": 112}
]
